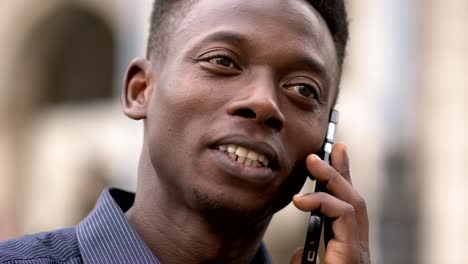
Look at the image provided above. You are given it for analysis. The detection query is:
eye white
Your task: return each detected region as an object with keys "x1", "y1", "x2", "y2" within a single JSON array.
[
  {"x1": 209, "y1": 57, "x2": 236, "y2": 68},
  {"x1": 289, "y1": 84, "x2": 314, "y2": 98}
]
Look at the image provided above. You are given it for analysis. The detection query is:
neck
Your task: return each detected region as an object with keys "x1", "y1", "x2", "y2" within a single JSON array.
[{"x1": 127, "y1": 153, "x2": 271, "y2": 264}]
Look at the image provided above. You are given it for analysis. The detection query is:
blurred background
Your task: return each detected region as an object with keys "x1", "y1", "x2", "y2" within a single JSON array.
[{"x1": 0, "y1": 0, "x2": 466, "y2": 263}]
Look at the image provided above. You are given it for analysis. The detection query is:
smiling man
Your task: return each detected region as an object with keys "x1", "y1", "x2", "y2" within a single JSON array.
[{"x1": 0, "y1": 0, "x2": 369, "y2": 263}]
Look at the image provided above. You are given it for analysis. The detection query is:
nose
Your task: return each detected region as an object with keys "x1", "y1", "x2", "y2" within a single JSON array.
[{"x1": 226, "y1": 75, "x2": 285, "y2": 131}]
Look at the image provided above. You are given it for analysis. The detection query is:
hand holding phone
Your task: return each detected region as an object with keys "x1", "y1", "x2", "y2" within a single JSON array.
[
  {"x1": 289, "y1": 110, "x2": 370, "y2": 264},
  {"x1": 301, "y1": 110, "x2": 338, "y2": 264}
]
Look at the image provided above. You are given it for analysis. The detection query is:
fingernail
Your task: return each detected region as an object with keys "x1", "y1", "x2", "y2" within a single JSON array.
[
  {"x1": 310, "y1": 154, "x2": 320, "y2": 160},
  {"x1": 342, "y1": 143, "x2": 348, "y2": 152},
  {"x1": 294, "y1": 194, "x2": 304, "y2": 199}
]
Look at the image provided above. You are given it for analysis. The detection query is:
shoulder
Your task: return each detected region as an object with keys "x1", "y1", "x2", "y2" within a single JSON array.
[{"x1": 0, "y1": 227, "x2": 82, "y2": 264}]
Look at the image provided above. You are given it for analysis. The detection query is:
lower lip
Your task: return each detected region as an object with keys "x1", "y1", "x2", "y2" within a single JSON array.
[{"x1": 210, "y1": 149, "x2": 276, "y2": 184}]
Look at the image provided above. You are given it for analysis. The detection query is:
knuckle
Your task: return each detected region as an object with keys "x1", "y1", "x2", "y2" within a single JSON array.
[
  {"x1": 342, "y1": 167, "x2": 351, "y2": 177},
  {"x1": 315, "y1": 191, "x2": 329, "y2": 201},
  {"x1": 353, "y1": 196, "x2": 367, "y2": 211},
  {"x1": 343, "y1": 203, "x2": 356, "y2": 216},
  {"x1": 325, "y1": 171, "x2": 340, "y2": 187}
]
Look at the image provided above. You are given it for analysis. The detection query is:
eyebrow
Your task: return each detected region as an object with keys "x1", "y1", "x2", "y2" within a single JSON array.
[
  {"x1": 295, "y1": 56, "x2": 328, "y2": 81},
  {"x1": 199, "y1": 31, "x2": 331, "y2": 84},
  {"x1": 201, "y1": 31, "x2": 248, "y2": 45}
]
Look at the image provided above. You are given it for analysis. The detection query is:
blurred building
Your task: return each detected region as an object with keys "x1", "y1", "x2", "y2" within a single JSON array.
[
  {"x1": 0, "y1": 0, "x2": 151, "y2": 239},
  {"x1": 0, "y1": 0, "x2": 467, "y2": 263}
]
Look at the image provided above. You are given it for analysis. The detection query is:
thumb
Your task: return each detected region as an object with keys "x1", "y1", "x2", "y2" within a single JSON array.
[{"x1": 289, "y1": 247, "x2": 304, "y2": 264}]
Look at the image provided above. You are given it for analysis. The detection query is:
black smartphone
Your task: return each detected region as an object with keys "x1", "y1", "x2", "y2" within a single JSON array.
[{"x1": 301, "y1": 110, "x2": 339, "y2": 264}]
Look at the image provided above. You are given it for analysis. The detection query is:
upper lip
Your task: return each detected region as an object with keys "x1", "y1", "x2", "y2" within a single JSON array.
[{"x1": 210, "y1": 135, "x2": 279, "y2": 169}]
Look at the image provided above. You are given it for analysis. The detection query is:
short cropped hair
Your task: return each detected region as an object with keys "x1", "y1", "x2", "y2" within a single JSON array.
[{"x1": 146, "y1": 0, "x2": 349, "y2": 69}]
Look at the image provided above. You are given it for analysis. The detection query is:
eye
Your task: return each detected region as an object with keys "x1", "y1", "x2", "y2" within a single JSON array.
[
  {"x1": 208, "y1": 56, "x2": 238, "y2": 69},
  {"x1": 286, "y1": 84, "x2": 317, "y2": 99}
]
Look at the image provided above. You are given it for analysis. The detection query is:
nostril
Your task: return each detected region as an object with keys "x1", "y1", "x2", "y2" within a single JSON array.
[
  {"x1": 234, "y1": 108, "x2": 256, "y2": 119},
  {"x1": 232, "y1": 108, "x2": 283, "y2": 130},
  {"x1": 265, "y1": 117, "x2": 282, "y2": 130}
]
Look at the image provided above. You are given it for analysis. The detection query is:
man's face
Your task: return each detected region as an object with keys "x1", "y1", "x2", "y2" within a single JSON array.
[{"x1": 144, "y1": 0, "x2": 339, "y2": 220}]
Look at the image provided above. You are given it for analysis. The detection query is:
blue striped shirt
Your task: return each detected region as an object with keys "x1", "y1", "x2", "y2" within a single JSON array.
[{"x1": 0, "y1": 188, "x2": 272, "y2": 263}]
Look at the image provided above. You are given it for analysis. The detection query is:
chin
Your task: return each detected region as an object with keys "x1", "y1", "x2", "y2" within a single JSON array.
[{"x1": 190, "y1": 187, "x2": 276, "y2": 226}]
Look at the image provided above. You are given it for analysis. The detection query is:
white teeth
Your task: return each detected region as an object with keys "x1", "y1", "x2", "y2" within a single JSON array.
[
  {"x1": 235, "y1": 147, "x2": 248, "y2": 158},
  {"x1": 219, "y1": 145, "x2": 227, "y2": 151},
  {"x1": 258, "y1": 155, "x2": 265, "y2": 163},
  {"x1": 227, "y1": 144, "x2": 237, "y2": 154},
  {"x1": 246, "y1": 151, "x2": 258, "y2": 160},
  {"x1": 237, "y1": 156, "x2": 246, "y2": 163},
  {"x1": 217, "y1": 144, "x2": 270, "y2": 168}
]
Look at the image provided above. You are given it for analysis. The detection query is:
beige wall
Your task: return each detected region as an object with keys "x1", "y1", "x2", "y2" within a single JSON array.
[{"x1": 418, "y1": 0, "x2": 468, "y2": 263}]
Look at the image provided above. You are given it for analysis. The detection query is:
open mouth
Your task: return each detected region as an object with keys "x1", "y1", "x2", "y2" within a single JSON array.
[{"x1": 216, "y1": 144, "x2": 270, "y2": 168}]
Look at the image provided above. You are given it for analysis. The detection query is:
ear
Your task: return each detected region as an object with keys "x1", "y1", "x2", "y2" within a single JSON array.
[{"x1": 121, "y1": 58, "x2": 154, "y2": 120}]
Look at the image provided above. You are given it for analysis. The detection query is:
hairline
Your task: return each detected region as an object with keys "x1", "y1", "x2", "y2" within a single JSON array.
[{"x1": 146, "y1": 0, "x2": 346, "y2": 103}]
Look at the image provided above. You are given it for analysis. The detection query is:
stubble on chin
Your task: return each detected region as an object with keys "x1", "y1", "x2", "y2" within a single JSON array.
[{"x1": 190, "y1": 188, "x2": 273, "y2": 227}]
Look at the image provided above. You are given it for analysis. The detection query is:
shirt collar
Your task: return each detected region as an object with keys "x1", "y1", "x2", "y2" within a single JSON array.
[
  {"x1": 77, "y1": 188, "x2": 272, "y2": 264},
  {"x1": 77, "y1": 188, "x2": 160, "y2": 264}
]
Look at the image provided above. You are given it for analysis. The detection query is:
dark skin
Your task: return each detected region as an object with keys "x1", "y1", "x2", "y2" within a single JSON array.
[{"x1": 122, "y1": 0, "x2": 370, "y2": 263}]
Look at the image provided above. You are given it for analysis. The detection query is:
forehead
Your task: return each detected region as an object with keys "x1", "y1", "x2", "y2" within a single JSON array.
[{"x1": 167, "y1": 0, "x2": 338, "y2": 83}]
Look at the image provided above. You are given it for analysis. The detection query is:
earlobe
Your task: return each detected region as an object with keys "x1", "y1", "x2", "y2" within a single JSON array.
[{"x1": 121, "y1": 58, "x2": 154, "y2": 120}]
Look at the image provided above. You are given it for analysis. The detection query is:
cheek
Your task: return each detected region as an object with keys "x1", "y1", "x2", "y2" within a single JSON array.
[
  {"x1": 144, "y1": 77, "x2": 208, "y2": 187},
  {"x1": 148, "y1": 84, "x2": 197, "y2": 137},
  {"x1": 287, "y1": 111, "x2": 328, "y2": 150},
  {"x1": 282, "y1": 113, "x2": 328, "y2": 170},
  {"x1": 145, "y1": 71, "x2": 227, "y2": 159},
  {"x1": 155, "y1": 73, "x2": 225, "y2": 123},
  {"x1": 274, "y1": 117, "x2": 327, "y2": 203}
]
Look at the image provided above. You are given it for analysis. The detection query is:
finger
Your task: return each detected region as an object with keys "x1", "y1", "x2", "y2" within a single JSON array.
[
  {"x1": 293, "y1": 193, "x2": 359, "y2": 243},
  {"x1": 307, "y1": 154, "x2": 353, "y2": 201},
  {"x1": 294, "y1": 193, "x2": 364, "y2": 263},
  {"x1": 306, "y1": 154, "x2": 364, "y2": 211},
  {"x1": 330, "y1": 143, "x2": 351, "y2": 184},
  {"x1": 305, "y1": 156, "x2": 370, "y2": 248},
  {"x1": 289, "y1": 247, "x2": 303, "y2": 264}
]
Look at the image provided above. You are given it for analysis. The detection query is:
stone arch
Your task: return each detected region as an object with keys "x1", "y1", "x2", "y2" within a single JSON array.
[
  {"x1": 0, "y1": 1, "x2": 117, "y2": 237},
  {"x1": 16, "y1": 2, "x2": 115, "y2": 108}
]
